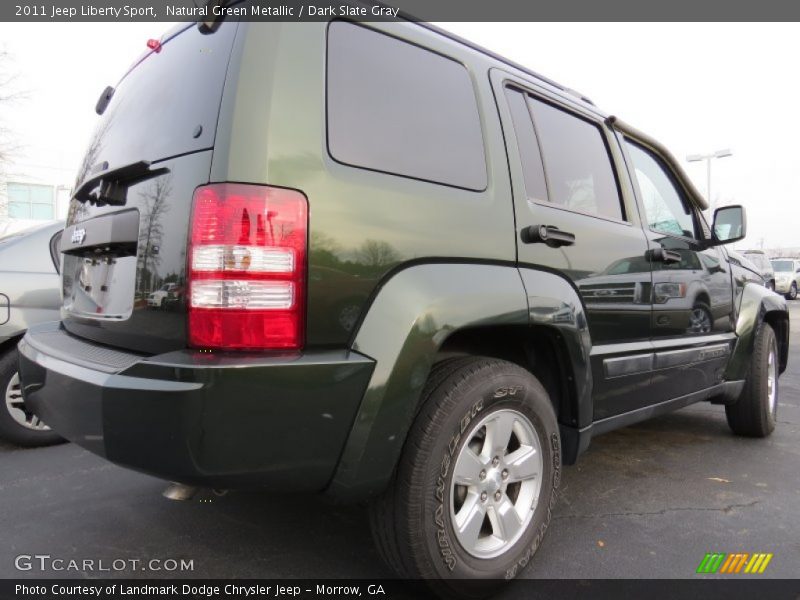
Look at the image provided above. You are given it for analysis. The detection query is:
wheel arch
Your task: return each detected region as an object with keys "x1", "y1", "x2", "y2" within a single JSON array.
[
  {"x1": 695, "y1": 291, "x2": 711, "y2": 306},
  {"x1": 434, "y1": 324, "x2": 580, "y2": 430},
  {"x1": 764, "y1": 309, "x2": 789, "y2": 374},
  {"x1": 327, "y1": 262, "x2": 593, "y2": 500},
  {"x1": 725, "y1": 283, "x2": 789, "y2": 380}
]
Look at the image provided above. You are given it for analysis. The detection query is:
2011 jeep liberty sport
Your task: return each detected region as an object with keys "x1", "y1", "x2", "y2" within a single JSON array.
[{"x1": 18, "y1": 11, "x2": 789, "y2": 596}]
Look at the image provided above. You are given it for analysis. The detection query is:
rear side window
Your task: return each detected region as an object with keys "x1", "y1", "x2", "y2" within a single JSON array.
[
  {"x1": 327, "y1": 21, "x2": 487, "y2": 191},
  {"x1": 504, "y1": 88, "x2": 548, "y2": 203},
  {"x1": 524, "y1": 96, "x2": 624, "y2": 221}
]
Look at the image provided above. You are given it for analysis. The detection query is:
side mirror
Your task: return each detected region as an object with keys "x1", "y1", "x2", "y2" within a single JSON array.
[{"x1": 711, "y1": 205, "x2": 746, "y2": 245}]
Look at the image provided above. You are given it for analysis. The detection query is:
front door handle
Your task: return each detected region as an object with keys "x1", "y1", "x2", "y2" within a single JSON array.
[
  {"x1": 521, "y1": 225, "x2": 576, "y2": 248},
  {"x1": 648, "y1": 247, "x2": 682, "y2": 264}
]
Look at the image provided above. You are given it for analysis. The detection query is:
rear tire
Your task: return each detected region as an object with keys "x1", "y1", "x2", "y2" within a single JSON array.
[
  {"x1": 369, "y1": 357, "x2": 560, "y2": 597},
  {"x1": 725, "y1": 324, "x2": 778, "y2": 437},
  {"x1": 0, "y1": 347, "x2": 65, "y2": 447}
]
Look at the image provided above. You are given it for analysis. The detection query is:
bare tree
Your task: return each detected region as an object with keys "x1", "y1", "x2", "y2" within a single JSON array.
[
  {"x1": 354, "y1": 239, "x2": 401, "y2": 270},
  {"x1": 136, "y1": 175, "x2": 173, "y2": 294},
  {"x1": 0, "y1": 49, "x2": 24, "y2": 218},
  {"x1": 0, "y1": 50, "x2": 22, "y2": 159},
  {"x1": 66, "y1": 117, "x2": 112, "y2": 225}
]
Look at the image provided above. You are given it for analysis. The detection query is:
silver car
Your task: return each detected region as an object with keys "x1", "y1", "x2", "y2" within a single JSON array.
[
  {"x1": 771, "y1": 257, "x2": 800, "y2": 300},
  {"x1": 0, "y1": 222, "x2": 65, "y2": 446}
]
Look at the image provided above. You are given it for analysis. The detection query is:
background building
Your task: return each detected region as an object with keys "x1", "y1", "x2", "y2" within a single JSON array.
[{"x1": 0, "y1": 162, "x2": 72, "y2": 235}]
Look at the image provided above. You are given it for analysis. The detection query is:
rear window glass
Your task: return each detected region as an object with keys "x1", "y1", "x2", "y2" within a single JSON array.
[
  {"x1": 744, "y1": 253, "x2": 768, "y2": 270},
  {"x1": 527, "y1": 97, "x2": 624, "y2": 221},
  {"x1": 772, "y1": 260, "x2": 795, "y2": 272},
  {"x1": 327, "y1": 21, "x2": 487, "y2": 191},
  {"x1": 75, "y1": 23, "x2": 238, "y2": 185}
]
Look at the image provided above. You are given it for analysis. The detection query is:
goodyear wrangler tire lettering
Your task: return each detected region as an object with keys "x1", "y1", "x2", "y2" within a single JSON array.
[
  {"x1": 435, "y1": 397, "x2": 485, "y2": 570},
  {"x1": 506, "y1": 431, "x2": 561, "y2": 579},
  {"x1": 551, "y1": 432, "x2": 562, "y2": 488}
]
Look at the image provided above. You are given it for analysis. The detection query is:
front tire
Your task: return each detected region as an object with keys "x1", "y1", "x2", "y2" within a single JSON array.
[
  {"x1": 786, "y1": 282, "x2": 797, "y2": 300},
  {"x1": 688, "y1": 302, "x2": 713, "y2": 335},
  {"x1": 0, "y1": 347, "x2": 64, "y2": 447},
  {"x1": 369, "y1": 358, "x2": 560, "y2": 596},
  {"x1": 725, "y1": 323, "x2": 778, "y2": 437}
]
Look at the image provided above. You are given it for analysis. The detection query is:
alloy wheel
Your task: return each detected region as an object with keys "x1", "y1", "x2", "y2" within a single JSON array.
[
  {"x1": 450, "y1": 408, "x2": 542, "y2": 559},
  {"x1": 4, "y1": 371, "x2": 50, "y2": 431},
  {"x1": 688, "y1": 307, "x2": 712, "y2": 334},
  {"x1": 767, "y1": 346, "x2": 777, "y2": 415}
]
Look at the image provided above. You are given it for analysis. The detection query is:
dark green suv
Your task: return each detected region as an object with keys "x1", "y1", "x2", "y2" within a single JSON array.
[{"x1": 18, "y1": 17, "x2": 789, "y2": 594}]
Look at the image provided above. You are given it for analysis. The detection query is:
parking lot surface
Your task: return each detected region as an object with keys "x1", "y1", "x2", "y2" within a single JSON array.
[{"x1": 2, "y1": 305, "x2": 799, "y2": 584}]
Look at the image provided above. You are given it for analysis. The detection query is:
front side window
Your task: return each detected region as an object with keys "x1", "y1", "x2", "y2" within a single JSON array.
[
  {"x1": 327, "y1": 21, "x2": 487, "y2": 190},
  {"x1": 527, "y1": 98, "x2": 624, "y2": 220},
  {"x1": 625, "y1": 141, "x2": 697, "y2": 239}
]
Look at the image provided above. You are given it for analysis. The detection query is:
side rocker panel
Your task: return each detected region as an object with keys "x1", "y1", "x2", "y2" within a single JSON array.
[
  {"x1": 327, "y1": 262, "x2": 594, "y2": 500},
  {"x1": 725, "y1": 283, "x2": 789, "y2": 381}
]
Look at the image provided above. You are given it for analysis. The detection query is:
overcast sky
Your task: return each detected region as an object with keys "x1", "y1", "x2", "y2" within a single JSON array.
[{"x1": 0, "y1": 22, "x2": 796, "y2": 249}]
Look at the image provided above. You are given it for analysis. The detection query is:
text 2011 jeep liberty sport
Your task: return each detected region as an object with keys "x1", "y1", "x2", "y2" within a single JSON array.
[{"x1": 18, "y1": 14, "x2": 789, "y2": 595}]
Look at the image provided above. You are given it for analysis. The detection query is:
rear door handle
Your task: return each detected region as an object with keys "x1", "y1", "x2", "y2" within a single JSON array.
[{"x1": 520, "y1": 225, "x2": 576, "y2": 248}]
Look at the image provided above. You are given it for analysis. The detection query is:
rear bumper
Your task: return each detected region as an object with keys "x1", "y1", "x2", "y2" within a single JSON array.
[{"x1": 18, "y1": 322, "x2": 374, "y2": 490}]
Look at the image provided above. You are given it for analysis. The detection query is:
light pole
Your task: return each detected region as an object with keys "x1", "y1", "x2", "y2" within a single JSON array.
[{"x1": 686, "y1": 149, "x2": 733, "y2": 212}]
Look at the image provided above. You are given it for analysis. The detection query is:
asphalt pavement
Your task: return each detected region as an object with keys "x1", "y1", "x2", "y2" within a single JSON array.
[{"x1": 2, "y1": 305, "x2": 799, "y2": 585}]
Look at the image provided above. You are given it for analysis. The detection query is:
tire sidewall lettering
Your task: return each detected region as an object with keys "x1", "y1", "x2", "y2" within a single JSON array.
[
  {"x1": 505, "y1": 431, "x2": 561, "y2": 579},
  {"x1": 434, "y1": 396, "x2": 485, "y2": 571}
]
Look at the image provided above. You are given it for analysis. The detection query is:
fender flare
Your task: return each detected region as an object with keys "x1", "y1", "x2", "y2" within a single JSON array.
[
  {"x1": 326, "y1": 262, "x2": 593, "y2": 500},
  {"x1": 725, "y1": 283, "x2": 789, "y2": 381}
]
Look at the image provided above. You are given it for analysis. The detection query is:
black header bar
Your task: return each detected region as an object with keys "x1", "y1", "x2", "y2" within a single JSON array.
[{"x1": 4, "y1": 0, "x2": 800, "y2": 22}]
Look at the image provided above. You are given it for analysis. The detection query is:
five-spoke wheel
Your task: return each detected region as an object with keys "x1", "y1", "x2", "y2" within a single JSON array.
[{"x1": 451, "y1": 409, "x2": 542, "y2": 558}]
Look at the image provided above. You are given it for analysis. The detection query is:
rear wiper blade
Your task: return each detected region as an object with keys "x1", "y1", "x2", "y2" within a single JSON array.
[
  {"x1": 74, "y1": 160, "x2": 169, "y2": 207},
  {"x1": 95, "y1": 85, "x2": 115, "y2": 115}
]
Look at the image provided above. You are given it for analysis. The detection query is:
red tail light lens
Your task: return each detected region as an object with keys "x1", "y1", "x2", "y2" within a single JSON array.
[{"x1": 188, "y1": 183, "x2": 308, "y2": 350}]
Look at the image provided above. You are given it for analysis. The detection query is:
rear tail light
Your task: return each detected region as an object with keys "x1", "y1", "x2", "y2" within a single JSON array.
[{"x1": 188, "y1": 183, "x2": 308, "y2": 350}]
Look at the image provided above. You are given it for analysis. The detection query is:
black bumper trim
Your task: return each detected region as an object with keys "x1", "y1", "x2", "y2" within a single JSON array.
[{"x1": 18, "y1": 323, "x2": 375, "y2": 490}]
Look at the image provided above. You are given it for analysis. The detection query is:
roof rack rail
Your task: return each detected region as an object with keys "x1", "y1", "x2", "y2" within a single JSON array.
[{"x1": 419, "y1": 22, "x2": 596, "y2": 107}]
